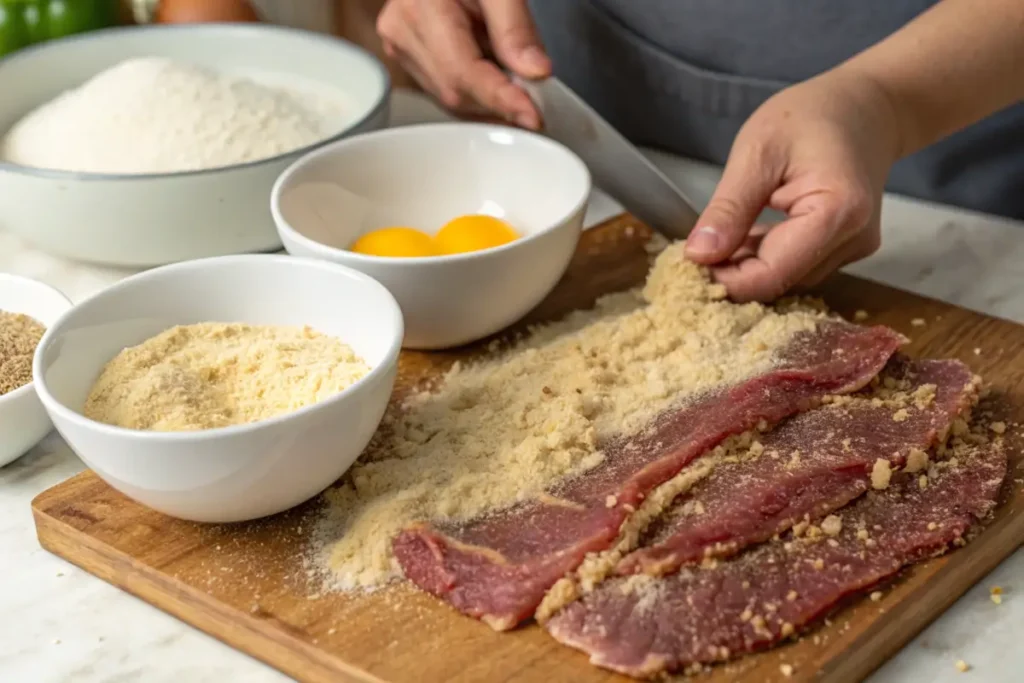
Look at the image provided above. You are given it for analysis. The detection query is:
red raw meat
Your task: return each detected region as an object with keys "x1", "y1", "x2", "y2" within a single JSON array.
[
  {"x1": 618, "y1": 357, "x2": 977, "y2": 576},
  {"x1": 393, "y1": 322, "x2": 903, "y2": 630},
  {"x1": 546, "y1": 442, "x2": 1007, "y2": 678}
]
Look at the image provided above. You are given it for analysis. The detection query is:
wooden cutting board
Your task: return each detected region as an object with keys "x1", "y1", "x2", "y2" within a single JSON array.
[{"x1": 31, "y1": 215, "x2": 1024, "y2": 683}]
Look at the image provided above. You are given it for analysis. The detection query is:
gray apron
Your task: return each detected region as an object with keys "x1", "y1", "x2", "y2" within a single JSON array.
[{"x1": 530, "y1": 0, "x2": 1024, "y2": 219}]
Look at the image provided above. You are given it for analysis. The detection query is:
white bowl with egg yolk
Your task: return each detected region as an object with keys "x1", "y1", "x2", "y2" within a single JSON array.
[
  {"x1": 31, "y1": 255, "x2": 403, "y2": 523},
  {"x1": 271, "y1": 122, "x2": 591, "y2": 350}
]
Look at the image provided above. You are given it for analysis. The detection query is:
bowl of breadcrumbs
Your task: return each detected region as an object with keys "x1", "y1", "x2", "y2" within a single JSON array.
[
  {"x1": 31, "y1": 255, "x2": 403, "y2": 522},
  {"x1": 0, "y1": 273, "x2": 71, "y2": 467}
]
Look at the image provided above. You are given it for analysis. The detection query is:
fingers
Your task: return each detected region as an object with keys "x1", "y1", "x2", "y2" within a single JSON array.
[
  {"x1": 710, "y1": 206, "x2": 844, "y2": 303},
  {"x1": 380, "y1": 20, "x2": 448, "y2": 102},
  {"x1": 378, "y1": 4, "x2": 447, "y2": 97},
  {"x1": 377, "y1": 0, "x2": 542, "y2": 128},
  {"x1": 686, "y1": 140, "x2": 783, "y2": 265},
  {"x1": 726, "y1": 223, "x2": 773, "y2": 263},
  {"x1": 710, "y1": 190, "x2": 877, "y2": 302},
  {"x1": 422, "y1": 2, "x2": 504, "y2": 99},
  {"x1": 479, "y1": 0, "x2": 551, "y2": 78},
  {"x1": 796, "y1": 219, "x2": 881, "y2": 289}
]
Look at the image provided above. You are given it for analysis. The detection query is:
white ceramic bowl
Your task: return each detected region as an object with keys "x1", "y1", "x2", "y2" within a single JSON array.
[
  {"x1": 0, "y1": 24, "x2": 390, "y2": 267},
  {"x1": 0, "y1": 274, "x2": 72, "y2": 467},
  {"x1": 272, "y1": 122, "x2": 590, "y2": 350},
  {"x1": 32, "y1": 256, "x2": 403, "y2": 523}
]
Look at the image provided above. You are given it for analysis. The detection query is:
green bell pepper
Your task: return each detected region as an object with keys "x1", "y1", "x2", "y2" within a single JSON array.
[{"x1": 0, "y1": 0, "x2": 118, "y2": 59}]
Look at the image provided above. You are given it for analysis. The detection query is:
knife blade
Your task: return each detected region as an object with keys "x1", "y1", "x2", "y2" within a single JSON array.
[{"x1": 516, "y1": 76, "x2": 701, "y2": 240}]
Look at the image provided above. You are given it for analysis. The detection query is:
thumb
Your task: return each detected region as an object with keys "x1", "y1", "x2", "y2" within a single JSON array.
[
  {"x1": 686, "y1": 143, "x2": 780, "y2": 264},
  {"x1": 480, "y1": 0, "x2": 551, "y2": 78}
]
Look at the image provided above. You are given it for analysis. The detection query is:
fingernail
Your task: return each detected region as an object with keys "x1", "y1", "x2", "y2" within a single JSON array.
[
  {"x1": 686, "y1": 226, "x2": 720, "y2": 255},
  {"x1": 515, "y1": 112, "x2": 538, "y2": 129},
  {"x1": 519, "y1": 46, "x2": 549, "y2": 73}
]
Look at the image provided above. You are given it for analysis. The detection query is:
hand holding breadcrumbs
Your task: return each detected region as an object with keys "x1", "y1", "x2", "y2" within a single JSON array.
[{"x1": 378, "y1": 0, "x2": 1024, "y2": 302}]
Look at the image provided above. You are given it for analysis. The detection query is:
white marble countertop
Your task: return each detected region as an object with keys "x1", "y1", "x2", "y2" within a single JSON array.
[{"x1": 1, "y1": 91, "x2": 1021, "y2": 683}]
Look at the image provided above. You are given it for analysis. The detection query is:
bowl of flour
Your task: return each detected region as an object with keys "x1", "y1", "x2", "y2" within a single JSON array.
[{"x1": 0, "y1": 24, "x2": 389, "y2": 267}]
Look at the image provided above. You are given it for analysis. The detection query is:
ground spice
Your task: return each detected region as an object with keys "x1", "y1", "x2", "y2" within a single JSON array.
[
  {"x1": 313, "y1": 242, "x2": 826, "y2": 590},
  {"x1": 84, "y1": 323, "x2": 370, "y2": 431},
  {"x1": 0, "y1": 310, "x2": 45, "y2": 396}
]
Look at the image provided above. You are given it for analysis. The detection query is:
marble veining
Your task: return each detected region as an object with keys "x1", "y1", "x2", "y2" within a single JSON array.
[{"x1": 0, "y1": 91, "x2": 1020, "y2": 683}]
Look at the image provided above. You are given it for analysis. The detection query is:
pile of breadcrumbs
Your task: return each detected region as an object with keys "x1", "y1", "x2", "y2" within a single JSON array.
[{"x1": 312, "y1": 242, "x2": 825, "y2": 590}]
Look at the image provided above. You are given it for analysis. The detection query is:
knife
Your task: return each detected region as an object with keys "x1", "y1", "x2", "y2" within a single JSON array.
[{"x1": 516, "y1": 76, "x2": 701, "y2": 240}]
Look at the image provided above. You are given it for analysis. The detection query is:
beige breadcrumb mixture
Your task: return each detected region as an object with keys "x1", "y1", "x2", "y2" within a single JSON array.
[
  {"x1": 820, "y1": 515, "x2": 843, "y2": 536},
  {"x1": 871, "y1": 459, "x2": 893, "y2": 490},
  {"x1": 536, "y1": 450, "x2": 722, "y2": 624},
  {"x1": 905, "y1": 447, "x2": 930, "y2": 473},
  {"x1": 83, "y1": 323, "x2": 369, "y2": 431},
  {"x1": 0, "y1": 310, "x2": 46, "y2": 396},
  {"x1": 314, "y1": 243, "x2": 824, "y2": 590}
]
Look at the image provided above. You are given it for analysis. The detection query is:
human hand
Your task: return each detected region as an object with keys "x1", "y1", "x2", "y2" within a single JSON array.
[
  {"x1": 684, "y1": 69, "x2": 904, "y2": 302},
  {"x1": 376, "y1": 0, "x2": 551, "y2": 128}
]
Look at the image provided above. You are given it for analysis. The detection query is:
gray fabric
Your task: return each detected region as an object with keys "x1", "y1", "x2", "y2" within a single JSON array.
[{"x1": 530, "y1": 0, "x2": 1024, "y2": 219}]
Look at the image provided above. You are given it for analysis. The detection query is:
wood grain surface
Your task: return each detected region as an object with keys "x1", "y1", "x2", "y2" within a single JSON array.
[{"x1": 32, "y1": 215, "x2": 1024, "y2": 683}]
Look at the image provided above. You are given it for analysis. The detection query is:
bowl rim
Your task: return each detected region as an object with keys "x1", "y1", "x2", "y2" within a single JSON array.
[
  {"x1": 270, "y1": 121, "x2": 592, "y2": 265},
  {"x1": 31, "y1": 254, "x2": 404, "y2": 442},
  {"x1": 0, "y1": 23, "x2": 391, "y2": 181},
  {"x1": 0, "y1": 272, "x2": 72, "y2": 407}
]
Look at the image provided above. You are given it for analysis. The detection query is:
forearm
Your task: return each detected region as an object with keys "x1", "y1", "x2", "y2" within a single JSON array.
[{"x1": 837, "y1": 0, "x2": 1024, "y2": 158}]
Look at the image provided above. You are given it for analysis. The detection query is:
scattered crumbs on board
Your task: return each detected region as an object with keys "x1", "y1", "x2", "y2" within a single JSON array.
[
  {"x1": 974, "y1": 348, "x2": 982, "y2": 355},
  {"x1": 853, "y1": 310, "x2": 869, "y2": 322},
  {"x1": 911, "y1": 318, "x2": 926, "y2": 327},
  {"x1": 956, "y1": 659, "x2": 971, "y2": 672},
  {"x1": 780, "y1": 663, "x2": 794, "y2": 677},
  {"x1": 644, "y1": 231, "x2": 670, "y2": 255},
  {"x1": 990, "y1": 586, "x2": 1004, "y2": 605}
]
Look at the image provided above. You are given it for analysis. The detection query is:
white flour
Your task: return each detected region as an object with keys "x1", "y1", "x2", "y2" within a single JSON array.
[{"x1": 0, "y1": 57, "x2": 352, "y2": 174}]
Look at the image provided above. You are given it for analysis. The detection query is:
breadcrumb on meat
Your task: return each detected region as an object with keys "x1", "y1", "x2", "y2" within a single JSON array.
[{"x1": 871, "y1": 459, "x2": 893, "y2": 490}]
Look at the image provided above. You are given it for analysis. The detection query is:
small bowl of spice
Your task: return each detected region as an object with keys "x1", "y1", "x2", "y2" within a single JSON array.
[
  {"x1": 32, "y1": 255, "x2": 402, "y2": 522},
  {"x1": 0, "y1": 273, "x2": 72, "y2": 467}
]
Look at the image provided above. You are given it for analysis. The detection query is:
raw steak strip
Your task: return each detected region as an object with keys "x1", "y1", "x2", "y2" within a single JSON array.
[
  {"x1": 393, "y1": 323, "x2": 903, "y2": 630},
  {"x1": 546, "y1": 441, "x2": 1007, "y2": 678},
  {"x1": 618, "y1": 357, "x2": 978, "y2": 577}
]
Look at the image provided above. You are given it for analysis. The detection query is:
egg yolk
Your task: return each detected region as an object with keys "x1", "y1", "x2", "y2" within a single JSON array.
[
  {"x1": 434, "y1": 215, "x2": 519, "y2": 255},
  {"x1": 349, "y1": 227, "x2": 438, "y2": 258}
]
